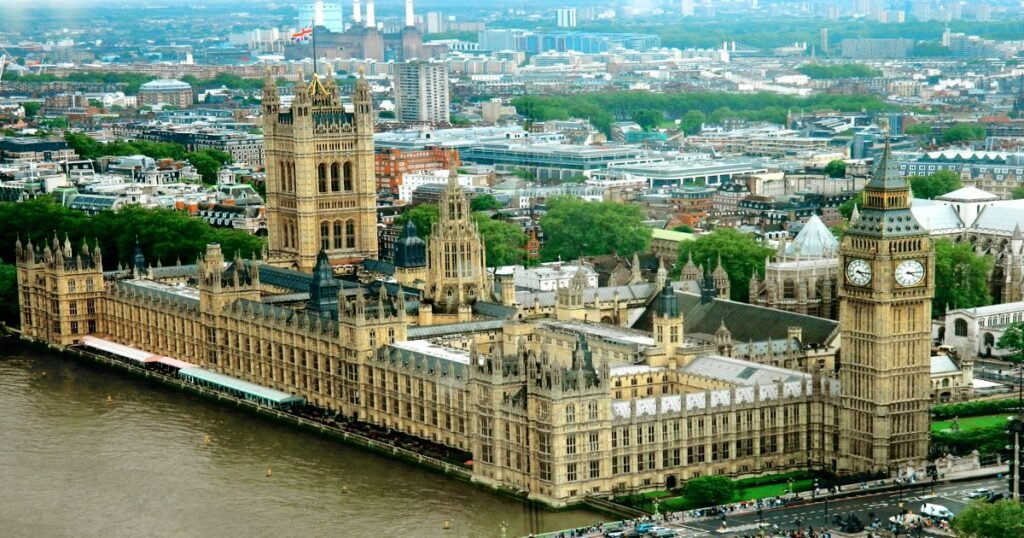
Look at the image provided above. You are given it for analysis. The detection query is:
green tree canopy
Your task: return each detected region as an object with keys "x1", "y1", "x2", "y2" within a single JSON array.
[
  {"x1": 22, "y1": 102, "x2": 42, "y2": 118},
  {"x1": 474, "y1": 214, "x2": 526, "y2": 267},
  {"x1": 675, "y1": 228, "x2": 773, "y2": 301},
  {"x1": 681, "y1": 110, "x2": 706, "y2": 135},
  {"x1": 933, "y1": 239, "x2": 992, "y2": 315},
  {"x1": 996, "y1": 322, "x2": 1024, "y2": 364},
  {"x1": 672, "y1": 224, "x2": 694, "y2": 233},
  {"x1": 823, "y1": 159, "x2": 846, "y2": 178},
  {"x1": 186, "y1": 149, "x2": 233, "y2": 183},
  {"x1": 470, "y1": 194, "x2": 502, "y2": 212},
  {"x1": 631, "y1": 109, "x2": 663, "y2": 131},
  {"x1": 909, "y1": 170, "x2": 962, "y2": 200},
  {"x1": 838, "y1": 192, "x2": 865, "y2": 220},
  {"x1": 539, "y1": 196, "x2": 651, "y2": 262},
  {"x1": 0, "y1": 263, "x2": 17, "y2": 326},
  {"x1": 905, "y1": 123, "x2": 932, "y2": 136},
  {"x1": 395, "y1": 204, "x2": 440, "y2": 243},
  {"x1": 796, "y1": 63, "x2": 882, "y2": 79},
  {"x1": 951, "y1": 500, "x2": 1024, "y2": 538},
  {"x1": 1011, "y1": 186, "x2": 1024, "y2": 200},
  {"x1": 0, "y1": 198, "x2": 265, "y2": 274},
  {"x1": 683, "y1": 476, "x2": 736, "y2": 508},
  {"x1": 942, "y1": 123, "x2": 986, "y2": 144}
]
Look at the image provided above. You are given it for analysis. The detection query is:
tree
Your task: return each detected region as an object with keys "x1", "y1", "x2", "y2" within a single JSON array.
[
  {"x1": 951, "y1": 500, "x2": 1024, "y2": 538},
  {"x1": 21, "y1": 102, "x2": 41, "y2": 118},
  {"x1": 395, "y1": 204, "x2": 440, "y2": 243},
  {"x1": 683, "y1": 476, "x2": 736, "y2": 508},
  {"x1": 0, "y1": 263, "x2": 18, "y2": 326},
  {"x1": 539, "y1": 196, "x2": 651, "y2": 262},
  {"x1": 672, "y1": 224, "x2": 694, "y2": 233},
  {"x1": 675, "y1": 228, "x2": 773, "y2": 302},
  {"x1": 186, "y1": 149, "x2": 232, "y2": 184},
  {"x1": 378, "y1": 110, "x2": 395, "y2": 119},
  {"x1": 470, "y1": 194, "x2": 502, "y2": 212},
  {"x1": 474, "y1": 214, "x2": 526, "y2": 267},
  {"x1": 1011, "y1": 186, "x2": 1024, "y2": 200},
  {"x1": 909, "y1": 170, "x2": 962, "y2": 200},
  {"x1": 823, "y1": 159, "x2": 846, "y2": 178},
  {"x1": 838, "y1": 192, "x2": 865, "y2": 220},
  {"x1": 709, "y1": 107, "x2": 736, "y2": 125},
  {"x1": 905, "y1": 123, "x2": 932, "y2": 136},
  {"x1": 681, "y1": 110, "x2": 706, "y2": 135},
  {"x1": 0, "y1": 198, "x2": 265, "y2": 274},
  {"x1": 942, "y1": 123, "x2": 986, "y2": 144},
  {"x1": 996, "y1": 322, "x2": 1024, "y2": 402},
  {"x1": 933, "y1": 239, "x2": 992, "y2": 315},
  {"x1": 631, "y1": 109, "x2": 663, "y2": 131}
]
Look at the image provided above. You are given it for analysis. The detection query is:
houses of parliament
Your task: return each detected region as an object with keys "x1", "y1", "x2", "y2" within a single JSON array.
[{"x1": 14, "y1": 76, "x2": 935, "y2": 506}]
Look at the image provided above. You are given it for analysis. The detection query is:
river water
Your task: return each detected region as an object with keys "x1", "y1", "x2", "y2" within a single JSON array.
[{"x1": 0, "y1": 345, "x2": 603, "y2": 538}]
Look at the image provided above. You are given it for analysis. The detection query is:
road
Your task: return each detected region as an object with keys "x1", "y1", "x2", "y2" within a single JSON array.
[{"x1": 656, "y1": 475, "x2": 1007, "y2": 537}]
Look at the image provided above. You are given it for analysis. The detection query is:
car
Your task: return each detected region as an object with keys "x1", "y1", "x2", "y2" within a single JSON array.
[
  {"x1": 921, "y1": 503, "x2": 955, "y2": 520},
  {"x1": 985, "y1": 492, "x2": 1005, "y2": 503},
  {"x1": 967, "y1": 488, "x2": 993, "y2": 499},
  {"x1": 604, "y1": 531, "x2": 626, "y2": 538},
  {"x1": 636, "y1": 523, "x2": 656, "y2": 534},
  {"x1": 650, "y1": 528, "x2": 677, "y2": 538}
]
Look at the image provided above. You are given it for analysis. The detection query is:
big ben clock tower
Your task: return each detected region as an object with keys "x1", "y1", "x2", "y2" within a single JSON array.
[{"x1": 838, "y1": 140, "x2": 934, "y2": 476}]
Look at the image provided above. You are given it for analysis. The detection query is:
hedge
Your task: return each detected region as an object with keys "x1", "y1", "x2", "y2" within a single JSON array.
[{"x1": 932, "y1": 399, "x2": 1022, "y2": 420}]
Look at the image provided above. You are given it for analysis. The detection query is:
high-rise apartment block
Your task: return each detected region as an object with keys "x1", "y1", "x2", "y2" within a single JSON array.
[
  {"x1": 555, "y1": 8, "x2": 577, "y2": 28},
  {"x1": 394, "y1": 61, "x2": 450, "y2": 124}
]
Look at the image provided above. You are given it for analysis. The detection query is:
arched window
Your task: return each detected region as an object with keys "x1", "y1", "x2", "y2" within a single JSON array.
[
  {"x1": 343, "y1": 161, "x2": 353, "y2": 191},
  {"x1": 290, "y1": 163, "x2": 296, "y2": 192},
  {"x1": 345, "y1": 219, "x2": 355, "y2": 248},
  {"x1": 279, "y1": 161, "x2": 286, "y2": 190},
  {"x1": 320, "y1": 221, "x2": 330, "y2": 251},
  {"x1": 330, "y1": 162, "x2": 340, "y2": 192},
  {"x1": 984, "y1": 332, "x2": 995, "y2": 346},
  {"x1": 68, "y1": 279, "x2": 76, "y2": 293},
  {"x1": 954, "y1": 318, "x2": 968, "y2": 337},
  {"x1": 318, "y1": 163, "x2": 328, "y2": 193},
  {"x1": 332, "y1": 221, "x2": 343, "y2": 249}
]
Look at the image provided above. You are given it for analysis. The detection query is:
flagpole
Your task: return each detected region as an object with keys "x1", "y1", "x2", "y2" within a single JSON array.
[{"x1": 311, "y1": 19, "x2": 318, "y2": 77}]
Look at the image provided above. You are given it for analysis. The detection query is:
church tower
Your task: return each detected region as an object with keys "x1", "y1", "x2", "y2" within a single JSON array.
[
  {"x1": 838, "y1": 140, "x2": 934, "y2": 476},
  {"x1": 262, "y1": 72, "x2": 378, "y2": 272},
  {"x1": 425, "y1": 168, "x2": 488, "y2": 314}
]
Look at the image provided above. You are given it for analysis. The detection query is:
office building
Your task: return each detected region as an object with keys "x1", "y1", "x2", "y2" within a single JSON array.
[{"x1": 138, "y1": 79, "x2": 193, "y2": 108}]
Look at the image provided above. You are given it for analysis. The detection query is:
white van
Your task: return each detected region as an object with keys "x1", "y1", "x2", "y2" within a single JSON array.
[{"x1": 921, "y1": 503, "x2": 954, "y2": 520}]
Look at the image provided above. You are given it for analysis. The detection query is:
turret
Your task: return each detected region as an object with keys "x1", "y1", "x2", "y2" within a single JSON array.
[
  {"x1": 308, "y1": 249, "x2": 340, "y2": 319},
  {"x1": 261, "y1": 70, "x2": 280, "y2": 120},
  {"x1": 712, "y1": 255, "x2": 730, "y2": 299},
  {"x1": 628, "y1": 252, "x2": 643, "y2": 285},
  {"x1": 353, "y1": 75, "x2": 373, "y2": 132}
]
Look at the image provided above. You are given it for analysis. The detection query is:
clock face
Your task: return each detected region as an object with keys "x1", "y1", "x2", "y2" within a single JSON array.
[
  {"x1": 845, "y1": 258, "x2": 872, "y2": 286},
  {"x1": 895, "y1": 259, "x2": 925, "y2": 287}
]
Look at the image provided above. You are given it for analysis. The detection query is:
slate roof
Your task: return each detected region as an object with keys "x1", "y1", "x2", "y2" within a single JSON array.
[
  {"x1": 634, "y1": 290, "x2": 839, "y2": 346},
  {"x1": 973, "y1": 203, "x2": 1024, "y2": 233},
  {"x1": 910, "y1": 200, "x2": 964, "y2": 231},
  {"x1": 255, "y1": 263, "x2": 313, "y2": 292},
  {"x1": 931, "y1": 355, "x2": 961, "y2": 375},
  {"x1": 682, "y1": 355, "x2": 808, "y2": 385}
]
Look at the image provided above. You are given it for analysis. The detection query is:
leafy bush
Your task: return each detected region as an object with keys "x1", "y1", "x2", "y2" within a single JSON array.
[{"x1": 932, "y1": 399, "x2": 1022, "y2": 420}]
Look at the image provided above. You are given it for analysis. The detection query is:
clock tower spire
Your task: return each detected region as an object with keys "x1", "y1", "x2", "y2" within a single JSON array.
[{"x1": 838, "y1": 139, "x2": 934, "y2": 476}]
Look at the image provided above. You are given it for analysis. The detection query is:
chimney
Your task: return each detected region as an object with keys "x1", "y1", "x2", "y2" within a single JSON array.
[
  {"x1": 365, "y1": 0, "x2": 375, "y2": 28},
  {"x1": 405, "y1": 0, "x2": 415, "y2": 27},
  {"x1": 352, "y1": 0, "x2": 362, "y2": 24}
]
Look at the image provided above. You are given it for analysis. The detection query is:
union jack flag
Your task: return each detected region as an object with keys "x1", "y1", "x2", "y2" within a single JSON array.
[{"x1": 291, "y1": 25, "x2": 313, "y2": 43}]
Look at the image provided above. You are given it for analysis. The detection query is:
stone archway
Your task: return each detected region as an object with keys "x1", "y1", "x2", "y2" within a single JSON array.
[{"x1": 666, "y1": 475, "x2": 678, "y2": 490}]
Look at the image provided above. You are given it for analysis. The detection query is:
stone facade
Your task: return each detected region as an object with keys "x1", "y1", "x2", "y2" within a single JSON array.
[
  {"x1": 749, "y1": 215, "x2": 840, "y2": 319},
  {"x1": 839, "y1": 141, "x2": 934, "y2": 476},
  {"x1": 262, "y1": 74, "x2": 378, "y2": 272}
]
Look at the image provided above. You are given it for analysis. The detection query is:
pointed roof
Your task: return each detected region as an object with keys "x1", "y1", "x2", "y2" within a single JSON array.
[
  {"x1": 866, "y1": 138, "x2": 907, "y2": 190},
  {"x1": 850, "y1": 203, "x2": 860, "y2": 224},
  {"x1": 784, "y1": 215, "x2": 838, "y2": 259},
  {"x1": 308, "y1": 73, "x2": 330, "y2": 96}
]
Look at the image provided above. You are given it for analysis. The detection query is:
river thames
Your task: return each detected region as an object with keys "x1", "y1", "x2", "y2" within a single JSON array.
[{"x1": 0, "y1": 345, "x2": 603, "y2": 538}]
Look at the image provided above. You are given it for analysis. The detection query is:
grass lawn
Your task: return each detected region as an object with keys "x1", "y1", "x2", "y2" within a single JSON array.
[
  {"x1": 737, "y1": 479, "x2": 815, "y2": 501},
  {"x1": 931, "y1": 414, "x2": 1011, "y2": 433},
  {"x1": 634, "y1": 479, "x2": 816, "y2": 512}
]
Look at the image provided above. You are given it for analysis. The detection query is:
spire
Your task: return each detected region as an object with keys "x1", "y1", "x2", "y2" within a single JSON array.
[
  {"x1": 1014, "y1": 222, "x2": 1022, "y2": 241},
  {"x1": 850, "y1": 203, "x2": 860, "y2": 224},
  {"x1": 655, "y1": 282, "x2": 679, "y2": 318},
  {"x1": 866, "y1": 137, "x2": 907, "y2": 191},
  {"x1": 629, "y1": 252, "x2": 643, "y2": 284}
]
